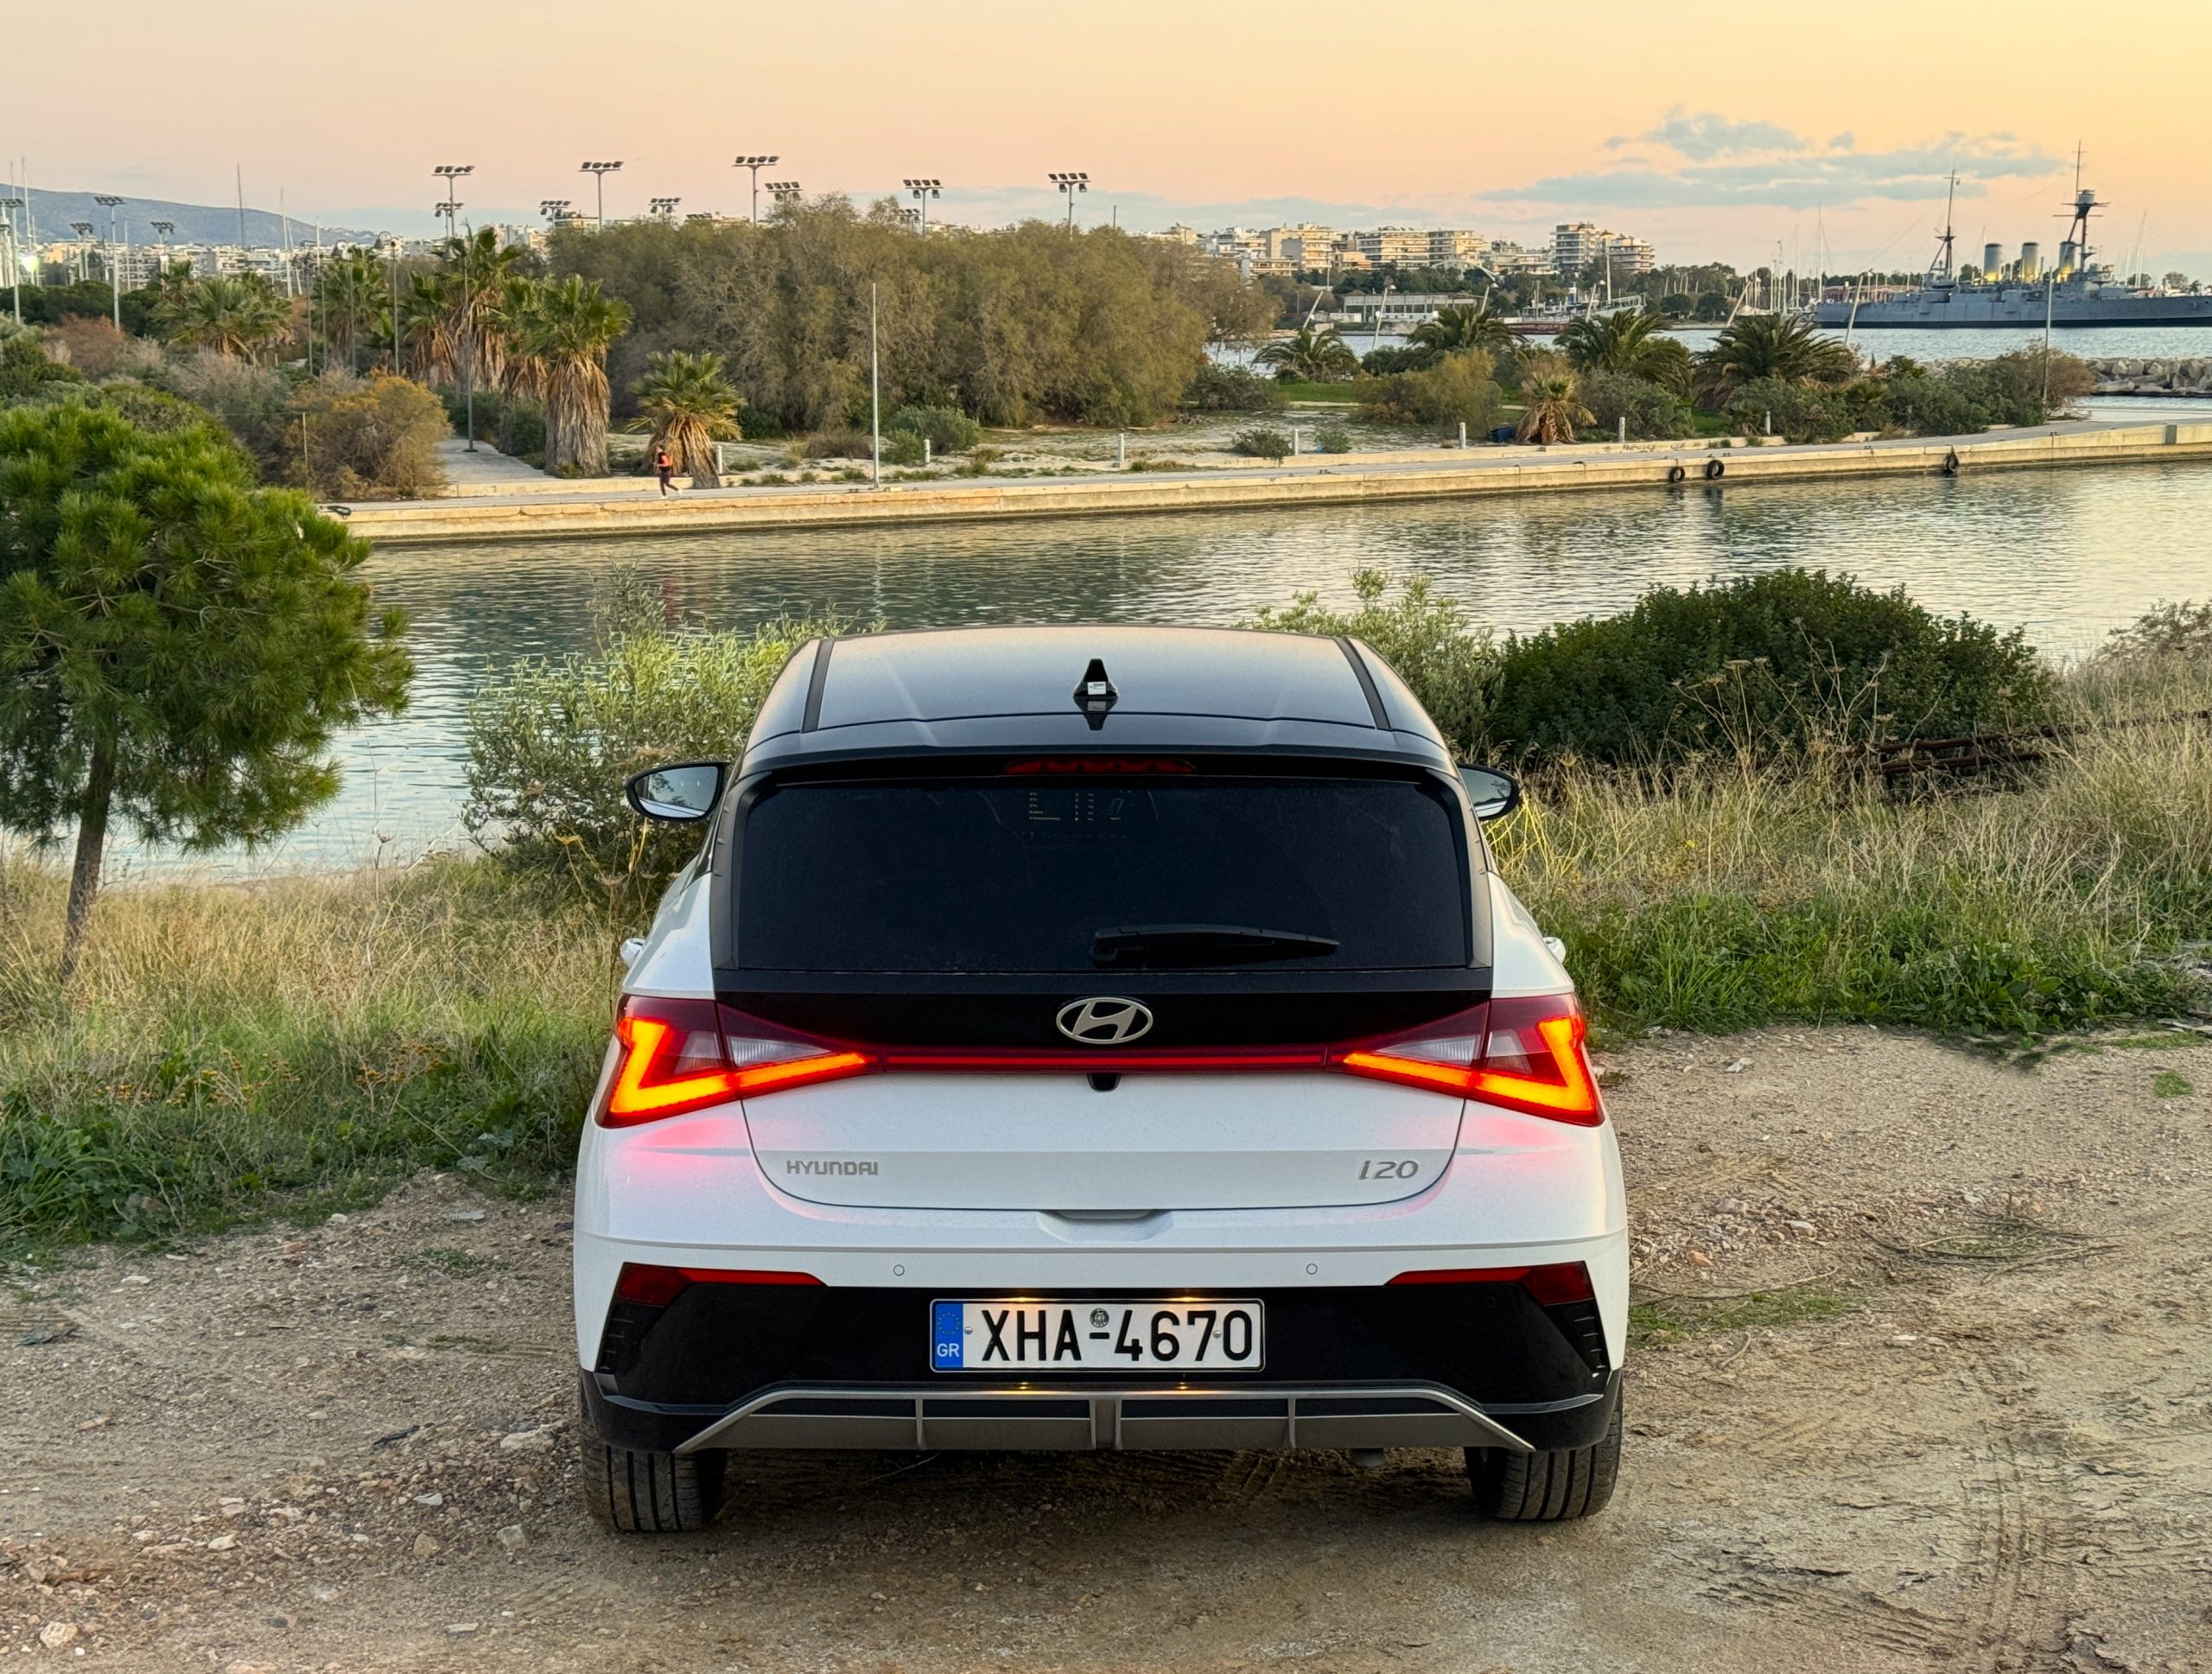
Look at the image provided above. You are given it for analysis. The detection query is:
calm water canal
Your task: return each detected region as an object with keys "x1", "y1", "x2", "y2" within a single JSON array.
[{"x1": 115, "y1": 398, "x2": 2212, "y2": 877}]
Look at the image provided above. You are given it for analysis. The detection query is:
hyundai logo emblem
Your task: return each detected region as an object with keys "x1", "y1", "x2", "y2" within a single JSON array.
[{"x1": 1056, "y1": 996, "x2": 1154, "y2": 1045}]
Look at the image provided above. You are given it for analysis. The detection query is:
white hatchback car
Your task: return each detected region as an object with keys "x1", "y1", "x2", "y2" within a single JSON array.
[{"x1": 575, "y1": 625, "x2": 1625, "y2": 1531}]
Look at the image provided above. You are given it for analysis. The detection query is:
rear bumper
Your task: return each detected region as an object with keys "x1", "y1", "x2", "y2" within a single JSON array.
[
  {"x1": 583, "y1": 1276, "x2": 1618, "y2": 1455},
  {"x1": 583, "y1": 1368, "x2": 1620, "y2": 1455}
]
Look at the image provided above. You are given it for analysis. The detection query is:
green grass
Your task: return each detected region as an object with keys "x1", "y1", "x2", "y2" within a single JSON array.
[
  {"x1": 0, "y1": 855, "x2": 611, "y2": 1256},
  {"x1": 1274, "y1": 380, "x2": 1362, "y2": 405},
  {"x1": 1629, "y1": 1284, "x2": 1858, "y2": 1348},
  {"x1": 7, "y1": 652, "x2": 2210, "y2": 1258},
  {"x1": 1498, "y1": 660, "x2": 2212, "y2": 1040},
  {"x1": 2155, "y1": 1070, "x2": 2194, "y2": 1098}
]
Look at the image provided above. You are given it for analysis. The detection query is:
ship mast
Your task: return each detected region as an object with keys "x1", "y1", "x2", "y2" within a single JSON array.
[
  {"x1": 1929, "y1": 171, "x2": 1957, "y2": 288},
  {"x1": 2063, "y1": 143, "x2": 2105, "y2": 278}
]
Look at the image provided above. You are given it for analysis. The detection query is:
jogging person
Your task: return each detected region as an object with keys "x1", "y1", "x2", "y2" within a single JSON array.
[{"x1": 655, "y1": 448, "x2": 677, "y2": 495}]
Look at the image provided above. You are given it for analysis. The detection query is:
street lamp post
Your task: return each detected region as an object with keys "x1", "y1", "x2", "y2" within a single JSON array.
[
  {"x1": 1048, "y1": 173, "x2": 1089, "y2": 232},
  {"x1": 766, "y1": 181, "x2": 803, "y2": 213},
  {"x1": 903, "y1": 179, "x2": 941, "y2": 236},
  {"x1": 149, "y1": 218, "x2": 174, "y2": 282},
  {"x1": 70, "y1": 222, "x2": 94, "y2": 285},
  {"x1": 434, "y1": 163, "x2": 476, "y2": 451},
  {"x1": 734, "y1": 155, "x2": 778, "y2": 225},
  {"x1": 94, "y1": 194, "x2": 123, "y2": 328},
  {"x1": 580, "y1": 161, "x2": 623, "y2": 229},
  {"x1": 0, "y1": 198, "x2": 22, "y2": 323}
]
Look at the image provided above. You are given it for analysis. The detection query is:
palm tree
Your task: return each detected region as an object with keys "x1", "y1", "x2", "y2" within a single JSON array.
[
  {"x1": 1697, "y1": 314, "x2": 1857, "y2": 400},
  {"x1": 632, "y1": 350, "x2": 744, "y2": 487},
  {"x1": 1513, "y1": 352, "x2": 1592, "y2": 444},
  {"x1": 155, "y1": 275, "x2": 289, "y2": 360},
  {"x1": 1408, "y1": 300, "x2": 1512, "y2": 360},
  {"x1": 399, "y1": 273, "x2": 458, "y2": 385},
  {"x1": 518, "y1": 276, "x2": 632, "y2": 475},
  {"x1": 494, "y1": 277, "x2": 549, "y2": 454},
  {"x1": 1254, "y1": 325, "x2": 1358, "y2": 383},
  {"x1": 310, "y1": 253, "x2": 388, "y2": 374},
  {"x1": 438, "y1": 227, "x2": 526, "y2": 389},
  {"x1": 1557, "y1": 311, "x2": 1667, "y2": 375}
]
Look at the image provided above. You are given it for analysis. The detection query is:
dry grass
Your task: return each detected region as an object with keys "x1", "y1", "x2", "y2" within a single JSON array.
[
  {"x1": 3, "y1": 661, "x2": 2208, "y2": 1253},
  {"x1": 0, "y1": 856, "x2": 617, "y2": 1251},
  {"x1": 1500, "y1": 660, "x2": 2212, "y2": 1035}
]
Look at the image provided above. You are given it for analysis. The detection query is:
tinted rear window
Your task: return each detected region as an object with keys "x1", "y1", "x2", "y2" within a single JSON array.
[{"x1": 735, "y1": 775, "x2": 1468, "y2": 973}]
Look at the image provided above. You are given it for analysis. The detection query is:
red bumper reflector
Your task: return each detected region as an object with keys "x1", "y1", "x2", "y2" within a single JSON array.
[
  {"x1": 1388, "y1": 1262, "x2": 1595, "y2": 1306},
  {"x1": 613, "y1": 1263, "x2": 823, "y2": 1307}
]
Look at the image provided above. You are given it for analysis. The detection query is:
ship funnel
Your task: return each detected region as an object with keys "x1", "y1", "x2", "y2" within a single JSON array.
[
  {"x1": 2018, "y1": 242, "x2": 2041, "y2": 281},
  {"x1": 1982, "y1": 243, "x2": 2005, "y2": 279},
  {"x1": 2058, "y1": 239, "x2": 2079, "y2": 278}
]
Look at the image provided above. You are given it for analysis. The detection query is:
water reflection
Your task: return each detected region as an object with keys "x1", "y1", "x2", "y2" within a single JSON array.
[{"x1": 123, "y1": 456, "x2": 2212, "y2": 874}]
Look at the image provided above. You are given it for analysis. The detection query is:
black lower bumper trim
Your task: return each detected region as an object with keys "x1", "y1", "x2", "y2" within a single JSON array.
[{"x1": 582, "y1": 1368, "x2": 1620, "y2": 1457}]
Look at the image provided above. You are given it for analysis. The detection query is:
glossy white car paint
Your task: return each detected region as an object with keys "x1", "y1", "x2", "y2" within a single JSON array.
[{"x1": 573, "y1": 869, "x2": 1626, "y2": 1376}]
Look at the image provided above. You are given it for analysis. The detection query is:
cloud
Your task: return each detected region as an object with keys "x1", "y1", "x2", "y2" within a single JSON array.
[
  {"x1": 1498, "y1": 118, "x2": 2061, "y2": 212},
  {"x1": 1610, "y1": 109, "x2": 1808, "y2": 161}
]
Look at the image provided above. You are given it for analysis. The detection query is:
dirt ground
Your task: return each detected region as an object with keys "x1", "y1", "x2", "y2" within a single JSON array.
[{"x1": 5, "y1": 1026, "x2": 2209, "y2": 1672}]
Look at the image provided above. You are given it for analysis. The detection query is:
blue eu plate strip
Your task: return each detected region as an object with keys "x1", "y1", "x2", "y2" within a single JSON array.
[{"x1": 931, "y1": 1301, "x2": 965, "y2": 1370}]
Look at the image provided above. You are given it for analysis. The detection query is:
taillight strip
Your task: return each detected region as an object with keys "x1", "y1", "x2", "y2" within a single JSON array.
[{"x1": 1389, "y1": 1262, "x2": 1595, "y2": 1306}]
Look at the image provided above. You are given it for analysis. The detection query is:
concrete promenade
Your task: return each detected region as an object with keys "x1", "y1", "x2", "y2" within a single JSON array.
[{"x1": 348, "y1": 420, "x2": 2212, "y2": 546}]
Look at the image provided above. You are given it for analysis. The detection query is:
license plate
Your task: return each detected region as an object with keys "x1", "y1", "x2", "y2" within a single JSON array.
[{"x1": 931, "y1": 1300, "x2": 1264, "y2": 1372}]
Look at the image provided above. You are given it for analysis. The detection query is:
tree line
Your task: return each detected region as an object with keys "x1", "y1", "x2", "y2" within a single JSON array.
[{"x1": 550, "y1": 198, "x2": 1275, "y2": 434}]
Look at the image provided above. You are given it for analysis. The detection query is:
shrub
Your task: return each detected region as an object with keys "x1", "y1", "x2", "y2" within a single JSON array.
[
  {"x1": 502, "y1": 400, "x2": 549, "y2": 463},
  {"x1": 1579, "y1": 370, "x2": 1696, "y2": 440},
  {"x1": 1360, "y1": 345, "x2": 1427, "y2": 375},
  {"x1": 1183, "y1": 363, "x2": 1286, "y2": 413},
  {"x1": 2098, "y1": 599, "x2": 2212, "y2": 667},
  {"x1": 801, "y1": 429, "x2": 874, "y2": 459},
  {"x1": 1315, "y1": 423, "x2": 1352, "y2": 454},
  {"x1": 285, "y1": 373, "x2": 451, "y2": 500},
  {"x1": 1355, "y1": 350, "x2": 1503, "y2": 435},
  {"x1": 45, "y1": 315, "x2": 130, "y2": 379},
  {"x1": 886, "y1": 404, "x2": 982, "y2": 453},
  {"x1": 1488, "y1": 568, "x2": 2054, "y2": 764},
  {"x1": 1230, "y1": 426, "x2": 1292, "y2": 461},
  {"x1": 166, "y1": 348, "x2": 289, "y2": 467},
  {"x1": 881, "y1": 428, "x2": 927, "y2": 467},
  {"x1": 1725, "y1": 376, "x2": 1856, "y2": 443},
  {"x1": 463, "y1": 573, "x2": 865, "y2": 907},
  {"x1": 0, "y1": 331, "x2": 86, "y2": 400},
  {"x1": 1246, "y1": 569, "x2": 1499, "y2": 757}
]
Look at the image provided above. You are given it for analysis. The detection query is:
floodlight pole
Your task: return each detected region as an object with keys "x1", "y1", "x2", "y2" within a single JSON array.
[
  {"x1": 581, "y1": 161, "x2": 624, "y2": 229},
  {"x1": 904, "y1": 178, "x2": 941, "y2": 236},
  {"x1": 435, "y1": 163, "x2": 475, "y2": 449},
  {"x1": 95, "y1": 194, "x2": 123, "y2": 327},
  {"x1": 734, "y1": 155, "x2": 779, "y2": 224}
]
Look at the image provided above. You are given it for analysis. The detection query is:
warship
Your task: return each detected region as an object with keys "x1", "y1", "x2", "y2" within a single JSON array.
[{"x1": 1810, "y1": 166, "x2": 2212, "y2": 330}]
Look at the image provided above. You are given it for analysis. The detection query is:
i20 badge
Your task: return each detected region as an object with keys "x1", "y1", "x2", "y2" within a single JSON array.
[{"x1": 1055, "y1": 996, "x2": 1154, "y2": 1045}]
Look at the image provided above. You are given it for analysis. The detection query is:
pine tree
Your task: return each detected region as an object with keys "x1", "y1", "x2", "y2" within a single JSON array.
[{"x1": 0, "y1": 404, "x2": 412, "y2": 977}]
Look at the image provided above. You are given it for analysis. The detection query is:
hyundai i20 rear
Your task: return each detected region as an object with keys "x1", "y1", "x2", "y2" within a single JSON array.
[{"x1": 574, "y1": 626, "x2": 1625, "y2": 1531}]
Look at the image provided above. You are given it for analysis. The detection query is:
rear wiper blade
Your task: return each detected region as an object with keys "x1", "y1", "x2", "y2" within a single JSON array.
[{"x1": 1091, "y1": 924, "x2": 1340, "y2": 969}]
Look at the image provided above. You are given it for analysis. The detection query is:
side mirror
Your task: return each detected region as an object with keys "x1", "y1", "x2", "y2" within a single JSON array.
[
  {"x1": 1459, "y1": 764, "x2": 1522, "y2": 822},
  {"x1": 626, "y1": 761, "x2": 728, "y2": 823}
]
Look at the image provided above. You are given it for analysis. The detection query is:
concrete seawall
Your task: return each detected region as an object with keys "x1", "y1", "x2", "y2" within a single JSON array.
[{"x1": 346, "y1": 421, "x2": 2212, "y2": 546}]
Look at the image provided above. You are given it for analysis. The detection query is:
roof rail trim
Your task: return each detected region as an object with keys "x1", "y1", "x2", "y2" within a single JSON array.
[
  {"x1": 800, "y1": 638, "x2": 836, "y2": 733},
  {"x1": 1335, "y1": 637, "x2": 1389, "y2": 731}
]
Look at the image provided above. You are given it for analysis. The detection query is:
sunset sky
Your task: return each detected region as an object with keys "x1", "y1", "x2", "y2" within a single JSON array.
[{"x1": 17, "y1": 0, "x2": 2212, "y2": 273}]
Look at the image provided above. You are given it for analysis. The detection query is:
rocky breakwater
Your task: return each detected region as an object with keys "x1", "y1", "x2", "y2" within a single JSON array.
[{"x1": 2087, "y1": 356, "x2": 2212, "y2": 395}]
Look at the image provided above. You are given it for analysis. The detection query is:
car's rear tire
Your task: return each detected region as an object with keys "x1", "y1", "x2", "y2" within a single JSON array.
[
  {"x1": 582, "y1": 1433, "x2": 725, "y2": 1533},
  {"x1": 1465, "y1": 1398, "x2": 1621, "y2": 1521}
]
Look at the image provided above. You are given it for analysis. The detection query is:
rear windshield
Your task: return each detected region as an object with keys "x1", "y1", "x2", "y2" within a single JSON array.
[{"x1": 734, "y1": 773, "x2": 1469, "y2": 973}]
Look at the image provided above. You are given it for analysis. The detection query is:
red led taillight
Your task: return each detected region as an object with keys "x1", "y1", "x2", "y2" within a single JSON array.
[
  {"x1": 1337, "y1": 996, "x2": 1602, "y2": 1124},
  {"x1": 599, "y1": 997, "x2": 874, "y2": 1126},
  {"x1": 612, "y1": 1263, "x2": 823, "y2": 1306},
  {"x1": 1387, "y1": 1262, "x2": 1595, "y2": 1305}
]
